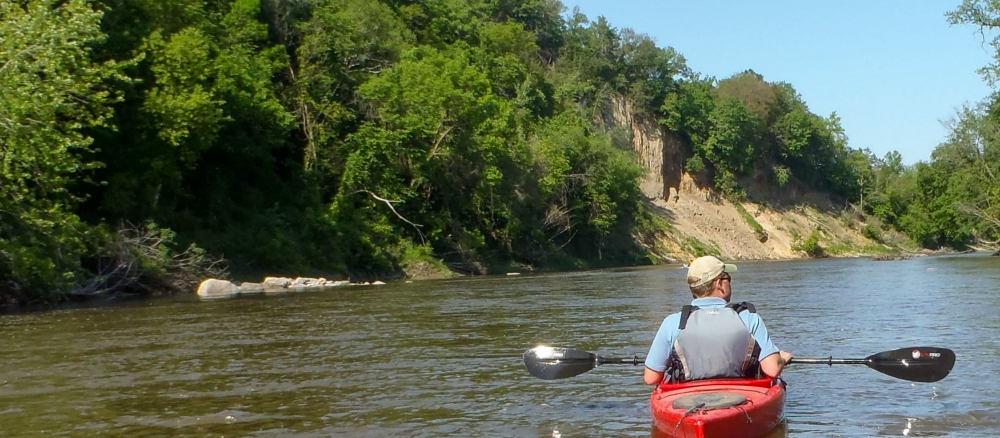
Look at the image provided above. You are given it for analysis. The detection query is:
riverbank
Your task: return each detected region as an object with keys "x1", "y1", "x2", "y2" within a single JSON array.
[
  {"x1": 0, "y1": 174, "x2": 975, "y2": 310},
  {"x1": 644, "y1": 173, "x2": 923, "y2": 264},
  {"x1": 192, "y1": 176, "x2": 956, "y2": 295}
]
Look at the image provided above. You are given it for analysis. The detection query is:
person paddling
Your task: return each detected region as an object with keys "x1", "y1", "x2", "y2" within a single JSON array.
[{"x1": 643, "y1": 256, "x2": 793, "y2": 385}]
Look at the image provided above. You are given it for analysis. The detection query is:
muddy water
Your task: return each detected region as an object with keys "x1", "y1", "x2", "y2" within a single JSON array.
[{"x1": 0, "y1": 254, "x2": 996, "y2": 437}]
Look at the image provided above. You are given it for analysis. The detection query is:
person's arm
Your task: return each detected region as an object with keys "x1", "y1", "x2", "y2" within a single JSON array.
[
  {"x1": 759, "y1": 350, "x2": 793, "y2": 377},
  {"x1": 644, "y1": 367, "x2": 665, "y2": 385},
  {"x1": 643, "y1": 315, "x2": 678, "y2": 385},
  {"x1": 744, "y1": 312, "x2": 790, "y2": 377}
]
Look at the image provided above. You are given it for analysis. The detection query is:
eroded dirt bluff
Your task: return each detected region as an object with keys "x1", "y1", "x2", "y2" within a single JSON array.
[{"x1": 610, "y1": 96, "x2": 877, "y2": 262}]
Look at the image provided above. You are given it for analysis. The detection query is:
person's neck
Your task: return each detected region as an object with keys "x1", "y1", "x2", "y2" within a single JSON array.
[{"x1": 704, "y1": 290, "x2": 729, "y2": 302}]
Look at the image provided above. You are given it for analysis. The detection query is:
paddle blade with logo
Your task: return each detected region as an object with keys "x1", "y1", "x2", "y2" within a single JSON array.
[{"x1": 866, "y1": 346, "x2": 955, "y2": 383}]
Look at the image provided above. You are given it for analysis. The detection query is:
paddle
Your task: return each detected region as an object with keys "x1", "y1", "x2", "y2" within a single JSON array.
[{"x1": 523, "y1": 345, "x2": 955, "y2": 383}]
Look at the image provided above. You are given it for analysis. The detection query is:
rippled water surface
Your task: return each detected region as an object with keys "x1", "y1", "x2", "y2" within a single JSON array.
[{"x1": 1, "y1": 254, "x2": 998, "y2": 437}]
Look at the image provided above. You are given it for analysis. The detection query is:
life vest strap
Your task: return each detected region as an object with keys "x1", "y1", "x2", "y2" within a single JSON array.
[
  {"x1": 678, "y1": 305, "x2": 698, "y2": 330},
  {"x1": 726, "y1": 301, "x2": 756, "y2": 314}
]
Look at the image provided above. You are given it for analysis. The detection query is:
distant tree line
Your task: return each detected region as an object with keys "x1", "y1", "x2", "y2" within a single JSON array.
[{"x1": 2, "y1": 0, "x2": 997, "y2": 304}]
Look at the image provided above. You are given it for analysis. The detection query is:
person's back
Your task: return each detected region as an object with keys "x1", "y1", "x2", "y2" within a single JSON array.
[{"x1": 643, "y1": 256, "x2": 792, "y2": 385}]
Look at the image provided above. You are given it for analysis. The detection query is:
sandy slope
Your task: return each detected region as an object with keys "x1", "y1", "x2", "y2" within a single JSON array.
[{"x1": 652, "y1": 174, "x2": 878, "y2": 262}]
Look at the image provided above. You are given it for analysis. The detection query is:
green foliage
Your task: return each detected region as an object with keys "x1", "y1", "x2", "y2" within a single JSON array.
[
  {"x1": 292, "y1": 0, "x2": 413, "y2": 170},
  {"x1": 792, "y1": 228, "x2": 825, "y2": 258},
  {"x1": 681, "y1": 235, "x2": 720, "y2": 257},
  {"x1": 773, "y1": 109, "x2": 815, "y2": 158},
  {"x1": 398, "y1": 241, "x2": 450, "y2": 275},
  {"x1": 734, "y1": 203, "x2": 766, "y2": 243},
  {"x1": 661, "y1": 76, "x2": 714, "y2": 148},
  {"x1": 523, "y1": 113, "x2": 646, "y2": 264},
  {"x1": 821, "y1": 241, "x2": 851, "y2": 255},
  {"x1": 715, "y1": 70, "x2": 781, "y2": 125},
  {"x1": 772, "y1": 164, "x2": 791, "y2": 186},
  {"x1": 862, "y1": 224, "x2": 882, "y2": 242},
  {"x1": 948, "y1": 2, "x2": 1000, "y2": 89},
  {"x1": 702, "y1": 97, "x2": 760, "y2": 175},
  {"x1": 662, "y1": 69, "x2": 874, "y2": 205},
  {"x1": 0, "y1": 0, "x2": 130, "y2": 301}
]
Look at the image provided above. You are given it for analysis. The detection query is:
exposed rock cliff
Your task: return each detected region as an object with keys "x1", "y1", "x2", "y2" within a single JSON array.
[{"x1": 611, "y1": 97, "x2": 686, "y2": 201}]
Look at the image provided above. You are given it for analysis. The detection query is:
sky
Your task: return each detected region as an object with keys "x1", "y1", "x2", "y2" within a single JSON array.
[{"x1": 565, "y1": 0, "x2": 997, "y2": 165}]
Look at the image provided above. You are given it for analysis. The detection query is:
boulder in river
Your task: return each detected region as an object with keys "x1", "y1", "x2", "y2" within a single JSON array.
[
  {"x1": 197, "y1": 279, "x2": 240, "y2": 299},
  {"x1": 262, "y1": 277, "x2": 292, "y2": 291},
  {"x1": 239, "y1": 282, "x2": 265, "y2": 294}
]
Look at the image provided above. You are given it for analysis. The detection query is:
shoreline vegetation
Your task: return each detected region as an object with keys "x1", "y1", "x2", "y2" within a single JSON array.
[{"x1": 3, "y1": 0, "x2": 1000, "y2": 310}]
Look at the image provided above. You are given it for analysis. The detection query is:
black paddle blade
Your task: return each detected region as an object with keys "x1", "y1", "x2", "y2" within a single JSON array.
[
  {"x1": 866, "y1": 347, "x2": 956, "y2": 383},
  {"x1": 523, "y1": 346, "x2": 600, "y2": 380}
]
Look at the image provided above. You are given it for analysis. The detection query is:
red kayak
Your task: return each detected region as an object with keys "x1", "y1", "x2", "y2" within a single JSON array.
[{"x1": 650, "y1": 377, "x2": 785, "y2": 438}]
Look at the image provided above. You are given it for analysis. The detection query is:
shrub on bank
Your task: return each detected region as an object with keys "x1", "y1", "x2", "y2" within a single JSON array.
[
  {"x1": 1, "y1": 222, "x2": 225, "y2": 307},
  {"x1": 792, "y1": 228, "x2": 825, "y2": 258}
]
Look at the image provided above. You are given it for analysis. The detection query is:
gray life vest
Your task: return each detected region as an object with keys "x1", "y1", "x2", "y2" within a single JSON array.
[{"x1": 666, "y1": 302, "x2": 762, "y2": 382}]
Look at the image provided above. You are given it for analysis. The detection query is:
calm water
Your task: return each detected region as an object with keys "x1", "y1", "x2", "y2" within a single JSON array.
[{"x1": 1, "y1": 254, "x2": 998, "y2": 437}]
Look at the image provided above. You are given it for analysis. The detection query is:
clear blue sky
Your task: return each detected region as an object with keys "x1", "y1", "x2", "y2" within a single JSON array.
[{"x1": 565, "y1": 0, "x2": 996, "y2": 165}]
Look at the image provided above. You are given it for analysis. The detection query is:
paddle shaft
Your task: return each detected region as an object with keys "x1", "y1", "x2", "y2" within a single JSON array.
[
  {"x1": 598, "y1": 356, "x2": 871, "y2": 366},
  {"x1": 790, "y1": 357, "x2": 868, "y2": 365},
  {"x1": 602, "y1": 356, "x2": 642, "y2": 366}
]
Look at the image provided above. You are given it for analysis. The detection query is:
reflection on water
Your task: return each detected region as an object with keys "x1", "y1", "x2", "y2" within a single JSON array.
[{"x1": 0, "y1": 254, "x2": 997, "y2": 437}]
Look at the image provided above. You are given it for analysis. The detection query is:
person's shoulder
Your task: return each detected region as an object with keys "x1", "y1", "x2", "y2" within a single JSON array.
[
  {"x1": 738, "y1": 307, "x2": 765, "y2": 323},
  {"x1": 660, "y1": 310, "x2": 683, "y2": 326}
]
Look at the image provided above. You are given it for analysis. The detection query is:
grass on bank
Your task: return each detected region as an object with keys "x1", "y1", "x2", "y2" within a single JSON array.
[{"x1": 734, "y1": 202, "x2": 767, "y2": 242}]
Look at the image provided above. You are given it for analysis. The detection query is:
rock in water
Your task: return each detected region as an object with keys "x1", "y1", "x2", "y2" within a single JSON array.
[{"x1": 197, "y1": 279, "x2": 240, "y2": 299}]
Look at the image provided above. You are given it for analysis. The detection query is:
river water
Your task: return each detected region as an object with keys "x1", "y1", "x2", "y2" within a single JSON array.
[{"x1": 1, "y1": 253, "x2": 997, "y2": 437}]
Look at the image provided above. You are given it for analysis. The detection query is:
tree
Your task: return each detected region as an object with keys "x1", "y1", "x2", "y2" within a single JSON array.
[
  {"x1": 287, "y1": 0, "x2": 412, "y2": 171},
  {"x1": 0, "y1": 0, "x2": 129, "y2": 299},
  {"x1": 944, "y1": 2, "x2": 1000, "y2": 247},
  {"x1": 938, "y1": 105, "x2": 1000, "y2": 244}
]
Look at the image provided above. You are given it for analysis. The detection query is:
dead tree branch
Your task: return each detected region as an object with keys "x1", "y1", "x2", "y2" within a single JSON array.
[
  {"x1": 354, "y1": 190, "x2": 425, "y2": 243},
  {"x1": 69, "y1": 222, "x2": 227, "y2": 297},
  {"x1": 428, "y1": 120, "x2": 455, "y2": 158},
  {"x1": 958, "y1": 202, "x2": 1000, "y2": 229}
]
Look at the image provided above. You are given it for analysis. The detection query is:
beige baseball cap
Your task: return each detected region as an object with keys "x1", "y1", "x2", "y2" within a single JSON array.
[{"x1": 687, "y1": 256, "x2": 737, "y2": 287}]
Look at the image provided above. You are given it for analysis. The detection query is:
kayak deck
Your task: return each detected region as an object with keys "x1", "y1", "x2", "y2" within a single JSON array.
[{"x1": 650, "y1": 377, "x2": 785, "y2": 438}]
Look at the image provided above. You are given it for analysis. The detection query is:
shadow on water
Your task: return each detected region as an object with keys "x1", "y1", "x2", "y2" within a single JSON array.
[
  {"x1": 0, "y1": 292, "x2": 183, "y2": 315},
  {"x1": 649, "y1": 420, "x2": 788, "y2": 438}
]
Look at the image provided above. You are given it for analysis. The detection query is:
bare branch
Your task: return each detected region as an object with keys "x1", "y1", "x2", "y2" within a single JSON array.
[
  {"x1": 428, "y1": 121, "x2": 455, "y2": 158},
  {"x1": 554, "y1": 229, "x2": 577, "y2": 250},
  {"x1": 543, "y1": 204, "x2": 569, "y2": 229},
  {"x1": 958, "y1": 202, "x2": 1000, "y2": 229},
  {"x1": 353, "y1": 190, "x2": 425, "y2": 243},
  {"x1": 976, "y1": 237, "x2": 1000, "y2": 246},
  {"x1": 68, "y1": 222, "x2": 228, "y2": 297}
]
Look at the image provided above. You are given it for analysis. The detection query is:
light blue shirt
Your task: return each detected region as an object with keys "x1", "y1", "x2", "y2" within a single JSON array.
[{"x1": 645, "y1": 297, "x2": 780, "y2": 372}]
